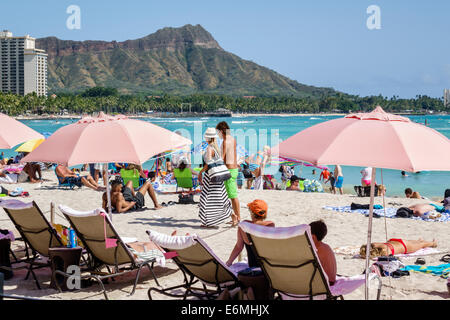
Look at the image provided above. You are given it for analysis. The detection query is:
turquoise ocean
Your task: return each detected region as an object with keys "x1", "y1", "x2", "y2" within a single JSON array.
[{"x1": 3, "y1": 114, "x2": 449, "y2": 198}]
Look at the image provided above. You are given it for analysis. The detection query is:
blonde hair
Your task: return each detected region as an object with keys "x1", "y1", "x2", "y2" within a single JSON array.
[
  {"x1": 206, "y1": 138, "x2": 220, "y2": 157},
  {"x1": 263, "y1": 145, "x2": 272, "y2": 164},
  {"x1": 359, "y1": 244, "x2": 384, "y2": 259}
]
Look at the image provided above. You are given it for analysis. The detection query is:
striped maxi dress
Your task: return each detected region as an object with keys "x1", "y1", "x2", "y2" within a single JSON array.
[{"x1": 199, "y1": 170, "x2": 232, "y2": 227}]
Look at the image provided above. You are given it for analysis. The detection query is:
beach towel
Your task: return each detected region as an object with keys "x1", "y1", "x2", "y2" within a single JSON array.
[
  {"x1": 334, "y1": 246, "x2": 442, "y2": 259},
  {"x1": 323, "y1": 206, "x2": 450, "y2": 222},
  {"x1": 323, "y1": 205, "x2": 397, "y2": 218},
  {"x1": 399, "y1": 263, "x2": 450, "y2": 279},
  {"x1": 279, "y1": 274, "x2": 377, "y2": 299}
]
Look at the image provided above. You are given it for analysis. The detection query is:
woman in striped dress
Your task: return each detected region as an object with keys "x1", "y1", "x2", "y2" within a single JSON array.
[{"x1": 198, "y1": 128, "x2": 232, "y2": 228}]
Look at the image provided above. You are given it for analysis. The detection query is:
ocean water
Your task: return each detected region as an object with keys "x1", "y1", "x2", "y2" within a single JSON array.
[{"x1": 3, "y1": 114, "x2": 449, "y2": 198}]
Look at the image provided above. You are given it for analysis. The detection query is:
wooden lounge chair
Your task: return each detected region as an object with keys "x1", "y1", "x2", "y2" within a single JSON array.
[
  {"x1": 240, "y1": 221, "x2": 382, "y2": 300},
  {"x1": 59, "y1": 205, "x2": 165, "y2": 300},
  {"x1": 146, "y1": 230, "x2": 244, "y2": 300},
  {"x1": 0, "y1": 199, "x2": 64, "y2": 289}
]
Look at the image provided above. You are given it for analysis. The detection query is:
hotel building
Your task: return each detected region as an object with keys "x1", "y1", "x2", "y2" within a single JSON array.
[{"x1": 0, "y1": 30, "x2": 48, "y2": 96}]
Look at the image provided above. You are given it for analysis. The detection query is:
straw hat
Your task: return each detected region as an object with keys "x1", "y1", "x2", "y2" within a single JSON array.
[{"x1": 204, "y1": 128, "x2": 218, "y2": 140}]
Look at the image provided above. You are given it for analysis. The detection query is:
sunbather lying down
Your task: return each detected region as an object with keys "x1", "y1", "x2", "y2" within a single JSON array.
[
  {"x1": 397, "y1": 203, "x2": 445, "y2": 219},
  {"x1": 360, "y1": 238, "x2": 438, "y2": 258}
]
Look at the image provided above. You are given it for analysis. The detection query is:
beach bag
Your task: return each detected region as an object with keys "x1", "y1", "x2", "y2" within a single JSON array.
[
  {"x1": 207, "y1": 147, "x2": 231, "y2": 183},
  {"x1": 396, "y1": 207, "x2": 414, "y2": 218},
  {"x1": 178, "y1": 193, "x2": 195, "y2": 204}
]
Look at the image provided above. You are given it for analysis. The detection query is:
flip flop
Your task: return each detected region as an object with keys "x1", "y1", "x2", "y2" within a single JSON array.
[
  {"x1": 161, "y1": 202, "x2": 169, "y2": 207},
  {"x1": 414, "y1": 258, "x2": 426, "y2": 265},
  {"x1": 440, "y1": 254, "x2": 450, "y2": 263},
  {"x1": 168, "y1": 201, "x2": 176, "y2": 206}
]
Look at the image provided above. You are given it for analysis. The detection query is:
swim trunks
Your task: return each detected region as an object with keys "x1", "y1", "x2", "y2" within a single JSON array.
[
  {"x1": 335, "y1": 176, "x2": 344, "y2": 188},
  {"x1": 224, "y1": 168, "x2": 239, "y2": 199},
  {"x1": 64, "y1": 176, "x2": 84, "y2": 188},
  {"x1": 122, "y1": 186, "x2": 145, "y2": 210}
]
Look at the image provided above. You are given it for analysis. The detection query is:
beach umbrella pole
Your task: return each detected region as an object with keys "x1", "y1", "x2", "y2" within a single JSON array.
[
  {"x1": 105, "y1": 166, "x2": 113, "y2": 220},
  {"x1": 364, "y1": 167, "x2": 377, "y2": 300}
]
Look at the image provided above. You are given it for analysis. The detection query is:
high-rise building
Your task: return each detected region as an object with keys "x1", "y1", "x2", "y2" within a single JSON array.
[
  {"x1": 444, "y1": 89, "x2": 450, "y2": 107},
  {"x1": 0, "y1": 30, "x2": 47, "y2": 96}
]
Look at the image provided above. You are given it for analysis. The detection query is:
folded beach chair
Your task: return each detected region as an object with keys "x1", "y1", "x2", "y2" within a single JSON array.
[
  {"x1": 59, "y1": 205, "x2": 165, "y2": 299},
  {"x1": 173, "y1": 168, "x2": 194, "y2": 192},
  {"x1": 146, "y1": 230, "x2": 244, "y2": 300},
  {"x1": 0, "y1": 199, "x2": 64, "y2": 289},
  {"x1": 239, "y1": 221, "x2": 382, "y2": 300}
]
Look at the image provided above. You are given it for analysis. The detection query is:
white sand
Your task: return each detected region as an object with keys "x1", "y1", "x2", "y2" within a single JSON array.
[{"x1": 1, "y1": 170, "x2": 449, "y2": 300}]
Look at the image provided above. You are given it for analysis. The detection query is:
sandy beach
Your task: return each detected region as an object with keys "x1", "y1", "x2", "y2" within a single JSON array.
[{"x1": 1, "y1": 170, "x2": 448, "y2": 300}]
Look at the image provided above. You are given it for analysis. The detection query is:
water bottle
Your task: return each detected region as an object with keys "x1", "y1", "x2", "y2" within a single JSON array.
[{"x1": 68, "y1": 228, "x2": 77, "y2": 248}]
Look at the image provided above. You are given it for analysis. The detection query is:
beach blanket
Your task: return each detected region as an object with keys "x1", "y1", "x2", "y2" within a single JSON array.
[
  {"x1": 399, "y1": 263, "x2": 450, "y2": 279},
  {"x1": 3, "y1": 165, "x2": 24, "y2": 174},
  {"x1": 152, "y1": 180, "x2": 201, "y2": 194},
  {"x1": 334, "y1": 246, "x2": 442, "y2": 259},
  {"x1": 323, "y1": 205, "x2": 397, "y2": 218},
  {"x1": 279, "y1": 274, "x2": 377, "y2": 299},
  {"x1": 323, "y1": 206, "x2": 450, "y2": 222}
]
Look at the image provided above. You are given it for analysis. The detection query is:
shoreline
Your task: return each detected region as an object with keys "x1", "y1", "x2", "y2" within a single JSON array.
[{"x1": 15, "y1": 112, "x2": 444, "y2": 120}]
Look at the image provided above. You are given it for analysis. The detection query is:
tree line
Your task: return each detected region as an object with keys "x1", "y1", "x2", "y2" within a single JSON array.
[{"x1": 0, "y1": 87, "x2": 447, "y2": 116}]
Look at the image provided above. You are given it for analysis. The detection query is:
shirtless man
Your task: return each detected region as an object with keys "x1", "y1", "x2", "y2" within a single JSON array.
[
  {"x1": 309, "y1": 220, "x2": 336, "y2": 285},
  {"x1": 334, "y1": 165, "x2": 344, "y2": 195},
  {"x1": 405, "y1": 188, "x2": 421, "y2": 199},
  {"x1": 216, "y1": 121, "x2": 240, "y2": 226},
  {"x1": 56, "y1": 164, "x2": 104, "y2": 191},
  {"x1": 102, "y1": 180, "x2": 162, "y2": 213}
]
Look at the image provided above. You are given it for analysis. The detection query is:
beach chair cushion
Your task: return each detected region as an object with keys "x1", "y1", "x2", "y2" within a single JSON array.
[{"x1": 147, "y1": 230, "x2": 196, "y2": 250}]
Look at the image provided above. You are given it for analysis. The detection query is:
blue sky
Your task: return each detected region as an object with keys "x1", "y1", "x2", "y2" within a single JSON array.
[{"x1": 1, "y1": 0, "x2": 449, "y2": 98}]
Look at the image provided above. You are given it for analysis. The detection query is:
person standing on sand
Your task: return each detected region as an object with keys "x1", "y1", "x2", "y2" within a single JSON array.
[
  {"x1": 334, "y1": 165, "x2": 344, "y2": 195},
  {"x1": 198, "y1": 128, "x2": 232, "y2": 228},
  {"x1": 216, "y1": 121, "x2": 240, "y2": 226}
]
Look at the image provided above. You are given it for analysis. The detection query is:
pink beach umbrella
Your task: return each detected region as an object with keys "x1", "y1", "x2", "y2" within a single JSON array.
[
  {"x1": 272, "y1": 106, "x2": 450, "y2": 299},
  {"x1": 0, "y1": 113, "x2": 44, "y2": 149},
  {"x1": 22, "y1": 112, "x2": 192, "y2": 218}
]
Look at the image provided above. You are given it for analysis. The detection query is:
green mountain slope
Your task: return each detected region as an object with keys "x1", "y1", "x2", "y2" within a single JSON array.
[{"x1": 36, "y1": 24, "x2": 336, "y2": 97}]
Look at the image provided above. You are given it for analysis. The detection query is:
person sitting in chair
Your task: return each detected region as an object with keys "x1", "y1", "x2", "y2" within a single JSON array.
[
  {"x1": 309, "y1": 220, "x2": 337, "y2": 285},
  {"x1": 226, "y1": 200, "x2": 274, "y2": 267},
  {"x1": 56, "y1": 164, "x2": 104, "y2": 191},
  {"x1": 102, "y1": 180, "x2": 162, "y2": 213}
]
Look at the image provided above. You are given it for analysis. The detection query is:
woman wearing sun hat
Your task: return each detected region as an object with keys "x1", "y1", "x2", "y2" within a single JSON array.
[
  {"x1": 198, "y1": 128, "x2": 232, "y2": 228},
  {"x1": 226, "y1": 199, "x2": 275, "y2": 267}
]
